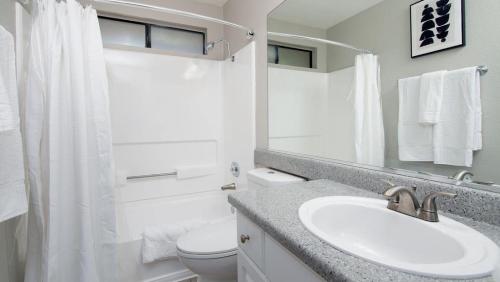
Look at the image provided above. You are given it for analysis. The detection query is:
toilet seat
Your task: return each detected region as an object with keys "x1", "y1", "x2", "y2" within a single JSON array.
[{"x1": 177, "y1": 217, "x2": 237, "y2": 260}]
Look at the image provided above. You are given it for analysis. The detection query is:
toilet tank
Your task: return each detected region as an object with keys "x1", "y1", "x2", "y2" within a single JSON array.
[{"x1": 247, "y1": 168, "x2": 305, "y2": 190}]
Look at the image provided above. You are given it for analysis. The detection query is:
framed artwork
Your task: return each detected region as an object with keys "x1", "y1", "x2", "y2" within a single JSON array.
[{"x1": 410, "y1": 0, "x2": 465, "y2": 58}]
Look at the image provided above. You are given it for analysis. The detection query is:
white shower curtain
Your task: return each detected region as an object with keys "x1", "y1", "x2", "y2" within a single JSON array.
[
  {"x1": 24, "y1": 1, "x2": 116, "y2": 281},
  {"x1": 353, "y1": 54, "x2": 385, "y2": 167}
]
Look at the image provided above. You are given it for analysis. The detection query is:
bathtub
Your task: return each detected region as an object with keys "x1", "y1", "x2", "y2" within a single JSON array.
[{"x1": 116, "y1": 191, "x2": 235, "y2": 282}]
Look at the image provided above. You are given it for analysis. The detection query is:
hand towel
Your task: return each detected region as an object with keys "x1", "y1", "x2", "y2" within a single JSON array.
[
  {"x1": 433, "y1": 67, "x2": 481, "y2": 167},
  {"x1": 0, "y1": 26, "x2": 27, "y2": 222},
  {"x1": 141, "y1": 219, "x2": 206, "y2": 263},
  {"x1": 398, "y1": 76, "x2": 434, "y2": 161},
  {"x1": 0, "y1": 26, "x2": 17, "y2": 132},
  {"x1": 418, "y1": 70, "x2": 446, "y2": 124}
]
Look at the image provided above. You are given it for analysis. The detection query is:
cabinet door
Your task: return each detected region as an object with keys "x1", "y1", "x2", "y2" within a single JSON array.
[
  {"x1": 237, "y1": 213, "x2": 265, "y2": 269},
  {"x1": 238, "y1": 249, "x2": 268, "y2": 282},
  {"x1": 264, "y1": 236, "x2": 325, "y2": 282}
]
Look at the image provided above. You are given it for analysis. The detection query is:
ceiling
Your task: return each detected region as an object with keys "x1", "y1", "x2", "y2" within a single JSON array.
[
  {"x1": 269, "y1": 0, "x2": 385, "y2": 30},
  {"x1": 192, "y1": 0, "x2": 229, "y2": 7}
]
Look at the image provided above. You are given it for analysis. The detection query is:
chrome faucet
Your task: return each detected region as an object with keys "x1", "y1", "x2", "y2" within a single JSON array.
[
  {"x1": 381, "y1": 180, "x2": 457, "y2": 222},
  {"x1": 382, "y1": 181, "x2": 420, "y2": 217}
]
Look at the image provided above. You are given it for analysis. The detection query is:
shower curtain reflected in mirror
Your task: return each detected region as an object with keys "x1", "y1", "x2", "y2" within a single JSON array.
[
  {"x1": 352, "y1": 54, "x2": 385, "y2": 167},
  {"x1": 24, "y1": 0, "x2": 116, "y2": 281}
]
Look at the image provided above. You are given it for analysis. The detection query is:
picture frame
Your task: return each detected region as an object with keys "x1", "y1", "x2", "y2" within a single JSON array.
[{"x1": 410, "y1": 0, "x2": 465, "y2": 58}]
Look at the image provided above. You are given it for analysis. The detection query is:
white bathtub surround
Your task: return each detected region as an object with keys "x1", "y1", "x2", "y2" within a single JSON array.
[
  {"x1": 268, "y1": 68, "x2": 327, "y2": 157},
  {"x1": 0, "y1": 25, "x2": 26, "y2": 223},
  {"x1": 223, "y1": 42, "x2": 256, "y2": 187},
  {"x1": 24, "y1": 1, "x2": 116, "y2": 281},
  {"x1": 142, "y1": 219, "x2": 207, "y2": 263},
  {"x1": 106, "y1": 42, "x2": 255, "y2": 281},
  {"x1": 176, "y1": 164, "x2": 217, "y2": 180},
  {"x1": 268, "y1": 66, "x2": 356, "y2": 162},
  {"x1": 352, "y1": 54, "x2": 385, "y2": 167}
]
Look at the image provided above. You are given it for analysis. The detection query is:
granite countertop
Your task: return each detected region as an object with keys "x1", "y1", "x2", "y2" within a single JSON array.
[{"x1": 228, "y1": 179, "x2": 500, "y2": 282}]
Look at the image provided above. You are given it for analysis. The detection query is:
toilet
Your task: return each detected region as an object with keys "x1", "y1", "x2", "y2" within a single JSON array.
[{"x1": 176, "y1": 168, "x2": 305, "y2": 282}]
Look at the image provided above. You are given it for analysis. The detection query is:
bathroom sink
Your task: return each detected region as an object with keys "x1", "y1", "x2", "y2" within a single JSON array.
[{"x1": 298, "y1": 196, "x2": 499, "y2": 279}]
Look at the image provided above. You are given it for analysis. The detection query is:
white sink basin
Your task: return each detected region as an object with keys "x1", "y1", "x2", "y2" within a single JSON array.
[{"x1": 299, "y1": 196, "x2": 499, "y2": 279}]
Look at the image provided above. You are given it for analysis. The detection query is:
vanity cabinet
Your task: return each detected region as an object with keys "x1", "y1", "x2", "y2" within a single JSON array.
[{"x1": 236, "y1": 213, "x2": 325, "y2": 282}]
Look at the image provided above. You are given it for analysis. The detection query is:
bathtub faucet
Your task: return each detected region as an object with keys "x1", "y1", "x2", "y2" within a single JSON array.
[{"x1": 221, "y1": 183, "x2": 237, "y2": 191}]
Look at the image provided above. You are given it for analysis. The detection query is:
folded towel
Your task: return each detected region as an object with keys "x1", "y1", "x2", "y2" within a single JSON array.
[
  {"x1": 0, "y1": 26, "x2": 26, "y2": 223},
  {"x1": 433, "y1": 67, "x2": 481, "y2": 167},
  {"x1": 398, "y1": 76, "x2": 434, "y2": 161},
  {"x1": 0, "y1": 26, "x2": 17, "y2": 132},
  {"x1": 418, "y1": 70, "x2": 446, "y2": 124},
  {"x1": 141, "y1": 219, "x2": 206, "y2": 263}
]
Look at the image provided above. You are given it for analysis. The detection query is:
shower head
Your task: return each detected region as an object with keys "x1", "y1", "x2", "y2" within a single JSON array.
[{"x1": 205, "y1": 38, "x2": 232, "y2": 60}]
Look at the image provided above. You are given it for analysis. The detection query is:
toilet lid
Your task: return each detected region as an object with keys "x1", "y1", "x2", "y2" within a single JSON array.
[{"x1": 177, "y1": 217, "x2": 237, "y2": 256}]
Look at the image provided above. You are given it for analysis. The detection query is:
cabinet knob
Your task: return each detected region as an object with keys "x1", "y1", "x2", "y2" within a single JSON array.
[{"x1": 240, "y1": 234, "x2": 250, "y2": 244}]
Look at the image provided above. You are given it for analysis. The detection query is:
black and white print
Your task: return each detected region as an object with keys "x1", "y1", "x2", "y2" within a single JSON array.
[{"x1": 410, "y1": 0, "x2": 465, "y2": 58}]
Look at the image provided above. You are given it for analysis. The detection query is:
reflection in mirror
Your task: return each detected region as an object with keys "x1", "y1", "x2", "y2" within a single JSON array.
[{"x1": 267, "y1": 0, "x2": 500, "y2": 190}]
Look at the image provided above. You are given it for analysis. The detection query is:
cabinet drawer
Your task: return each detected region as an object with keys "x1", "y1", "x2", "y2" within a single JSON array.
[{"x1": 237, "y1": 213, "x2": 265, "y2": 269}]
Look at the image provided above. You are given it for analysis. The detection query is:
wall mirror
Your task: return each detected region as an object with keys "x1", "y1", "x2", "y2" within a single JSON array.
[{"x1": 267, "y1": 0, "x2": 500, "y2": 192}]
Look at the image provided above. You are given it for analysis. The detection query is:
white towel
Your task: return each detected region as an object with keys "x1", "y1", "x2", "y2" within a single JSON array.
[
  {"x1": 0, "y1": 26, "x2": 27, "y2": 223},
  {"x1": 141, "y1": 219, "x2": 206, "y2": 263},
  {"x1": 398, "y1": 76, "x2": 434, "y2": 161},
  {"x1": 433, "y1": 67, "x2": 481, "y2": 167},
  {"x1": 0, "y1": 26, "x2": 17, "y2": 132},
  {"x1": 418, "y1": 70, "x2": 446, "y2": 124}
]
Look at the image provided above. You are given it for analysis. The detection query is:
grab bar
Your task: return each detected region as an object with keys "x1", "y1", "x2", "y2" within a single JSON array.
[{"x1": 126, "y1": 171, "x2": 177, "y2": 180}]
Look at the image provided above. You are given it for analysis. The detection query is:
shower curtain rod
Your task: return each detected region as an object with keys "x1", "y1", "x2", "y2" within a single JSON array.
[
  {"x1": 94, "y1": 0, "x2": 255, "y2": 39},
  {"x1": 268, "y1": 31, "x2": 372, "y2": 54}
]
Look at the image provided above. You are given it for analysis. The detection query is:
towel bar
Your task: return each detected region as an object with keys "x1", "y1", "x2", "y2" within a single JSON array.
[{"x1": 126, "y1": 171, "x2": 177, "y2": 180}]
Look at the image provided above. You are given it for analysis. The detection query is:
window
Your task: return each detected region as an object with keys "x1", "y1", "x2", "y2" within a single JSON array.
[
  {"x1": 98, "y1": 16, "x2": 206, "y2": 55},
  {"x1": 267, "y1": 43, "x2": 313, "y2": 68}
]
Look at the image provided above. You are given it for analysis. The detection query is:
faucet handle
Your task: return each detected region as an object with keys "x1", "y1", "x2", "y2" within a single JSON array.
[{"x1": 419, "y1": 192, "x2": 457, "y2": 222}]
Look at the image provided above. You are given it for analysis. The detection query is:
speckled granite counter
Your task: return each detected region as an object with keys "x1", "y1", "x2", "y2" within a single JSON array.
[{"x1": 228, "y1": 180, "x2": 500, "y2": 282}]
